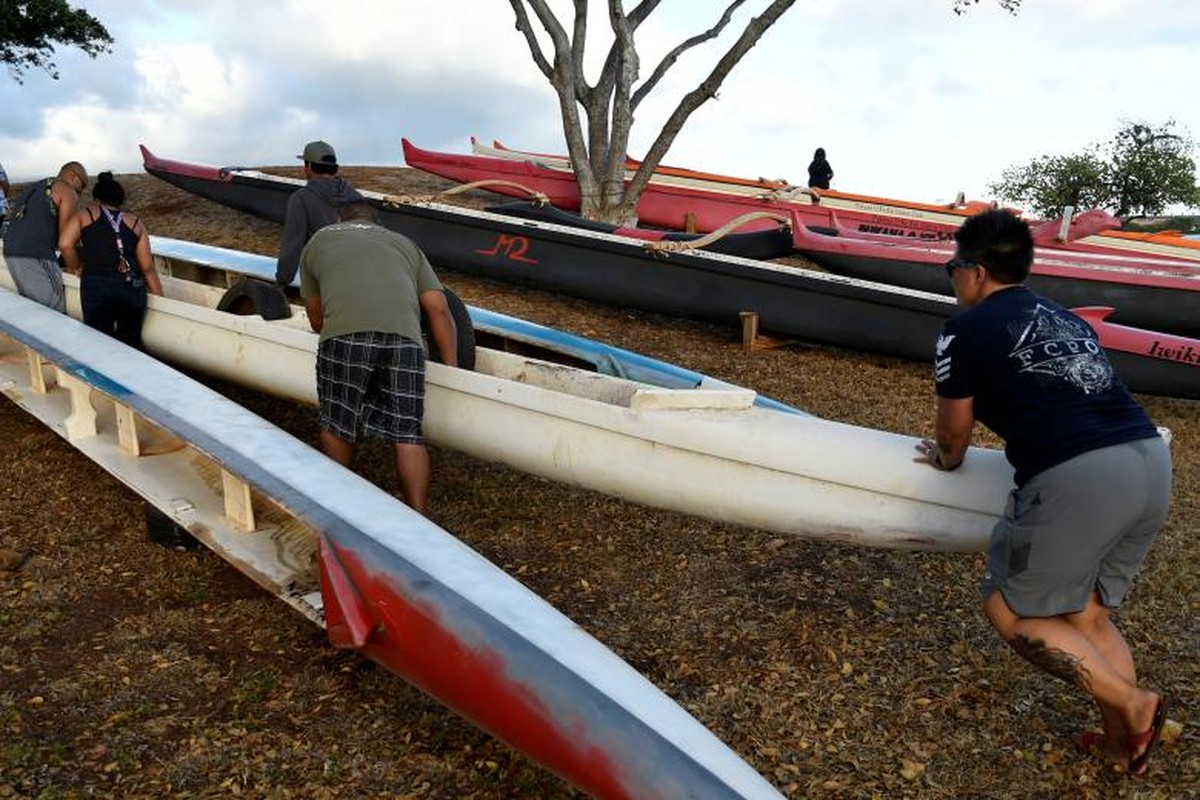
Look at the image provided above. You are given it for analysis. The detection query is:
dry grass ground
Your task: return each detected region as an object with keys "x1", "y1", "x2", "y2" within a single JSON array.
[{"x1": 1, "y1": 166, "x2": 1196, "y2": 799}]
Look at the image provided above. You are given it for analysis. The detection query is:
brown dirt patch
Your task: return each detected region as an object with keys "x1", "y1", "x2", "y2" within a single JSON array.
[{"x1": 1, "y1": 167, "x2": 1196, "y2": 798}]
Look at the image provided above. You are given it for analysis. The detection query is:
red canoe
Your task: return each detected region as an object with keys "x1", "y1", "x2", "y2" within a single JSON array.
[
  {"x1": 791, "y1": 221, "x2": 1200, "y2": 337},
  {"x1": 403, "y1": 137, "x2": 975, "y2": 238},
  {"x1": 451, "y1": 138, "x2": 1200, "y2": 263}
]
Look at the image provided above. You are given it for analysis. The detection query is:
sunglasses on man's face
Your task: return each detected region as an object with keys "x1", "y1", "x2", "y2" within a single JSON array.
[{"x1": 944, "y1": 256, "x2": 978, "y2": 279}]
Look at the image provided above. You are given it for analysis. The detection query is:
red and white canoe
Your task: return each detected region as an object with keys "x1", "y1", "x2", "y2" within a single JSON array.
[
  {"x1": 459, "y1": 138, "x2": 1200, "y2": 263},
  {"x1": 791, "y1": 221, "x2": 1200, "y2": 337},
  {"x1": 404, "y1": 137, "x2": 974, "y2": 238},
  {"x1": 820, "y1": 208, "x2": 1200, "y2": 276},
  {"x1": 0, "y1": 279, "x2": 790, "y2": 800}
]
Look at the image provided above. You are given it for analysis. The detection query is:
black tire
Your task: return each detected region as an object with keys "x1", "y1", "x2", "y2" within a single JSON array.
[
  {"x1": 216, "y1": 277, "x2": 293, "y2": 321},
  {"x1": 144, "y1": 502, "x2": 199, "y2": 549},
  {"x1": 423, "y1": 287, "x2": 475, "y2": 370}
]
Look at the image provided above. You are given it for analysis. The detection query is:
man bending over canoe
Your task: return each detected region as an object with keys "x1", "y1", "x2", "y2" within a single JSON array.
[
  {"x1": 3, "y1": 161, "x2": 88, "y2": 311},
  {"x1": 915, "y1": 209, "x2": 1172, "y2": 776},
  {"x1": 300, "y1": 200, "x2": 457, "y2": 514}
]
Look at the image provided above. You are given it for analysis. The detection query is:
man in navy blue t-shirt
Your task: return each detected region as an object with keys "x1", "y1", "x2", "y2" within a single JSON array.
[{"x1": 915, "y1": 210, "x2": 1172, "y2": 776}]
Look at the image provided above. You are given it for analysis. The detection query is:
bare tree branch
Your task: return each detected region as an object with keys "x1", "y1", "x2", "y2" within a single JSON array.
[
  {"x1": 953, "y1": 0, "x2": 1021, "y2": 14},
  {"x1": 571, "y1": 0, "x2": 590, "y2": 95},
  {"x1": 602, "y1": 1, "x2": 639, "y2": 192},
  {"x1": 592, "y1": 0, "x2": 661, "y2": 98},
  {"x1": 507, "y1": 0, "x2": 555, "y2": 79},
  {"x1": 632, "y1": 1, "x2": 745, "y2": 110},
  {"x1": 509, "y1": 0, "x2": 796, "y2": 223},
  {"x1": 509, "y1": 1, "x2": 1028, "y2": 224},
  {"x1": 585, "y1": 0, "x2": 659, "y2": 174},
  {"x1": 627, "y1": 0, "x2": 796, "y2": 203}
]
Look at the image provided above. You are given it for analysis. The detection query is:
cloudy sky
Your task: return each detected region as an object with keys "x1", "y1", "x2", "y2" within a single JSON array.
[{"x1": 2, "y1": 0, "x2": 1197, "y2": 207}]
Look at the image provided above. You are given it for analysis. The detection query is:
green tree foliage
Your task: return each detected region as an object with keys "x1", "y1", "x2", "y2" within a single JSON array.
[
  {"x1": 1108, "y1": 121, "x2": 1200, "y2": 217},
  {"x1": 991, "y1": 152, "x2": 1110, "y2": 218},
  {"x1": 1, "y1": 1, "x2": 113, "y2": 82},
  {"x1": 990, "y1": 121, "x2": 1200, "y2": 219}
]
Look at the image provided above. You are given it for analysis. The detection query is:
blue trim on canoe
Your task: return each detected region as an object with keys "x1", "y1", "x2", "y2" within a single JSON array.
[
  {"x1": 0, "y1": 290, "x2": 783, "y2": 799},
  {"x1": 148, "y1": 236, "x2": 807, "y2": 416}
]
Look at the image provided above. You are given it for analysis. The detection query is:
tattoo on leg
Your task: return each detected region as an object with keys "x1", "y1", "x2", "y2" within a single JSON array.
[{"x1": 1012, "y1": 635, "x2": 1093, "y2": 690}]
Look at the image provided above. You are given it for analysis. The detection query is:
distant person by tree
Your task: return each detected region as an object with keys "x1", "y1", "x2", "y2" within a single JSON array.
[
  {"x1": 2, "y1": 161, "x2": 89, "y2": 311},
  {"x1": 508, "y1": 2, "x2": 1017, "y2": 226},
  {"x1": 275, "y1": 140, "x2": 363, "y2": 287},
  {"x1": 1, "y1": 1, "x2": 113, "y2": 82},
  {"x1": 807, "y1": 147, "x2": 834, "y2": 190}
]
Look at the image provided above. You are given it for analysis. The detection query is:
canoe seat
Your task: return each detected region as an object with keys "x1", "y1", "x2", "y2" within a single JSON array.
[{"x1": 629, "y1": 388, "x2": 755, "y2": 411}]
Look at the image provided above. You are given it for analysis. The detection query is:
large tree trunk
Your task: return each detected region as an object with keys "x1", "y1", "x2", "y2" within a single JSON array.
[{"x1": 510, "y1": 0, "x2": 795, "y2": 227}]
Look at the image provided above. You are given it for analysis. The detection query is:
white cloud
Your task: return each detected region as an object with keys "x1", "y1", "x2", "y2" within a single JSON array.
[
  {"x1": 134, "y1": 45, "x2": 253, "y2": 118},
  {"x1": 0, "y1": 0, "x2": 1196, "y2": 211}
]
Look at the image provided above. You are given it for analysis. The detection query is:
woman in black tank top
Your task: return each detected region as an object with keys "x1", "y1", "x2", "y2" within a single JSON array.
[{"x1": 59, "y1": 172, "x2": 163, "y2": 350}]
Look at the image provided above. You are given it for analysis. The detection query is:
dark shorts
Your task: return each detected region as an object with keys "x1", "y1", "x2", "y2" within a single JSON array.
[
  {"x1": 980, "y1": 436, "x2": 1172, "y2": 617},
  {"x1": 316, "y1": 332, "x2": 425, "y2": 445}
]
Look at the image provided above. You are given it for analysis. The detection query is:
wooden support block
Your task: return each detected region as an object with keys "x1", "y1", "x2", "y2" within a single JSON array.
[
  {"x1": 57, "y1": 370, "x2": 98, "y2": 441},
  {"x1": 684, "y1": 211, "x2": 698, "y2": 234},
  {"x1": 740, "y1": 311, "x2": 760, "y2": 351},
  {"x1": 739, "y1": 311, "x2": 794, "y2": 352},
  {"x1": 221, "y1": 467, "x2": 256, "y2": 532},
  {"x1": 115, "y1": 403, "x2": 141, "y2": 456},
  {"x1": 24, "y1": 347, "x2": 51, "y2": 394}
]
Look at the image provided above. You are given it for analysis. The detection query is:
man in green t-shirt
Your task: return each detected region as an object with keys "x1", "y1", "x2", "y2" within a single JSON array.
[{"x1": 299, "y1": 201, "x2": 458, "y2": 514}]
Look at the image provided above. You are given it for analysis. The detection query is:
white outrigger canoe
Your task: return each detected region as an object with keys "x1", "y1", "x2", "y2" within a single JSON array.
[
  {"x1": 1, "y1": 250, "x2": 1014, "y2": 551},
  {"x1": 0, "y1": 288, "x2": 786, "y2": 799}
]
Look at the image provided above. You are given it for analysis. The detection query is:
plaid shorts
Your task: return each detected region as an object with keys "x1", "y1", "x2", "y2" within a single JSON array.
[{"x1": 316, "y1": 332, "x2": 425, "y2": 444}]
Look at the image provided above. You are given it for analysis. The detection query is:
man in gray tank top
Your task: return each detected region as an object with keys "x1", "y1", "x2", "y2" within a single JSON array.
[{"x1": 3, "y1": 161, "x2": 89, "y2": 312}]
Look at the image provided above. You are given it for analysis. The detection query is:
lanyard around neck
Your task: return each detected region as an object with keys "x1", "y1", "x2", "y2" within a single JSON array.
[{"x1": 100, "y1": 206, "x2": 128, "y2": 266}]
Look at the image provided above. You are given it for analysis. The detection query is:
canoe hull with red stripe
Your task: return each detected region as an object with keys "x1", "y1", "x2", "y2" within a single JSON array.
[
  {"x1": 405, "y1": 138, "x2": 969, "y2": 238},
  {"x1": 792, "y1": 222, "x2": 1200, "y2": 337},
  {"x1": 0, "y1": 289, "x2": 786, "y2": 800},
  {"x1": 475, "y1": 138, "x2": 1200, "y2": 263}
]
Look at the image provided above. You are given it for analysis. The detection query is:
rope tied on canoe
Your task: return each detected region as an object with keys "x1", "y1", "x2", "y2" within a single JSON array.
[
  {"x1": 380, "y1": 179, "x2": 549, "y2": 208},
  {"x1": 643, "y1": 212, "x2": 793, "y2": 254},
  {"x1": 759, "y1": 185, "x2": 820, "y2": 204}
]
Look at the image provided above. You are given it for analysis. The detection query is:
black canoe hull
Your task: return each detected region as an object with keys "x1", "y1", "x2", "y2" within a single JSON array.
[
  {"x1": 486, "y1": 200, "x2": 797, "y2": 261},
  {"x1": 141, "y1": 151, "x2": 1199, "y2": 399},
  {"x1": 145, "y1": 162, "x2": 954, "y2": 361},
  {"x1": 800, "y1": 250, "x2": 1200, "y2": 338}
]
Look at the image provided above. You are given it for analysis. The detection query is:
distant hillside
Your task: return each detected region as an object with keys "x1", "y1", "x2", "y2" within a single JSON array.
[{"x1": 1123, "y1": 215, "x2": 1200, "y2": 234}]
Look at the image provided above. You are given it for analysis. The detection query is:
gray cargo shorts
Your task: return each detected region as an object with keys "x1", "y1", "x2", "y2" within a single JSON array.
[{"x1": 981, "y1": 436, "x2": 1172, "y2": 617}]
